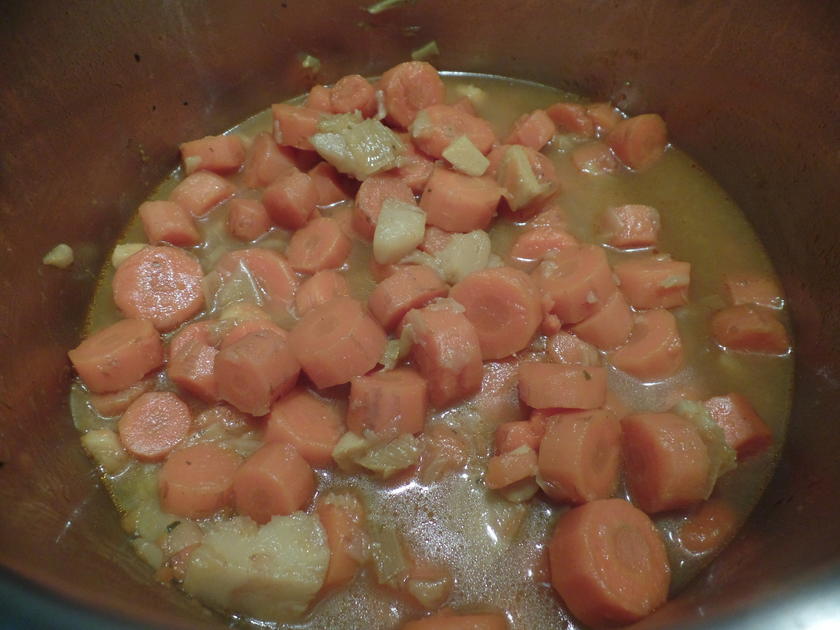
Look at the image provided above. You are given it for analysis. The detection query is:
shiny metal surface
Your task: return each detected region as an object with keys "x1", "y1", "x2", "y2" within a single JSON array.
[{"x1": 1, "y1": 1, "x2": 838, "y2": 628}]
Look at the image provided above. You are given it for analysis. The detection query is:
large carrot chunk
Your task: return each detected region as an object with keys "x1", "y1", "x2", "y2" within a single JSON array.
[
  {"x1": 112, "y1": 246, "x2": 204, "y2": 332},
  {"x1": 271, "y1": 103, "x2": 322, "y2": 150},
  {"x1": 286, "y1": 217, "x2": 351, "y2": 274},
  {"x1": 402, "y1": 613, "x2": 508, "y2": 630},
  {"x1": 262, "y1": 168, "x2": 318, "y2": 229},
  {"x1": 353, "y1": 173, "x2": 416, "y2": 240},
  {"x1": 167, "y1": 321, "x2": 219, "y2": 403},
  {"x1": 601, "y1": 204, "x2": 661, "y2": 249},
  {"x1": 606, "y1": 113, "x2": 668, "y2": 171},
  {"x1": 289, "y1": 297, "x2": 387, "y2": 389},
  {"x1": 614, "y1": 257, "x2": 691, "y2": 310},
  {"x1": 295, "y1": 269, "x2": 350, "y2": 316},
  {"x1": 379, "y1": 61, "x2": 446, "y2": 129},
  {"x1": 308, "y1": 161, "x2": 352, "y2": 206},
  {"x1": 586, "y1": 102, "x2": 624, "y2": 134},
  {"x1": 394, "y1": 133, "x2": 436, "y2": 193},
  {"x1": 570, "y1": 141, "x2": 618, "y2": 175},
  {"x1": 678, "y1": 498, "x2": 739, "y2": 555},
  {"x1": 242, "y1": 131, "x2": 297, "y2": 188},
  {"x1": 180, "y1": 134, "x2": 245, "y2": 175},
  {"x1": 139, "y1": 200, "x2": 200, "y2": 247},
  {"x1": 508, "y1": 226, "x2": 578, "y2": 270},
  {"x1": 404, "y1": 304, "x2": 483, "y2": 408},
  {"x1": 571, "y1": 289, "x2": 634, "y2": 350},
  {"x1": 703, "y1": 393, "x2": 773, "y2": 459},
  {"x1": 348, "y1": 368, "x2": 428, "y2": 437},
  {"x1": 411, "y1": 104, "x2": 497, "y2": 158},
  {"x1": 69, "y1": 318, "x2": 163, "y2": 393},
  {"x1": 538, "y1": 410, "x2": 621, "y2": 503},
  {"x1": 158, "y1": 442, "x2": 241, "y2": 519},
  {"x1": 226, "y1": 198, "x2": 272, "y2": 242},
  {"x1": 420, "y1": 166, "x2": 501, "y2": 233},
  {"x1": 518, "y1": 363, "x2": 607, "y2": 410},
  {"x1": 494, "y1": 421, "x2": 543, "y2": 454},
  {"x1": 504, "y1": 109, "x2": 556, "y2": 151},
  {"x1": 549, "y1": 498, "x2": 670, "y2": 627},
  {"x1": 117, "y1": 392, "x2": 191, "y2": 462},
  {"x1": 316, "y1": 493, "x2": 368, "y2": 592},
  {"x1": 232, "y1": 441, "x2": 315, "y2": 523},
  {"x1": 368, "y1": 265, "x2": 449, "y2": 331},
  {"x1": 621, "y1": 412, "x2": 711, "y2": 513},
  {"x1": 450, "y1": 267, "x2": 542, "y2": 360},
  {"x1": 710, "y1": 304, "x2": 791, "y2": 354},
  {"x1": 168, "y1": 171, "x2": 236, "y2": 217},
  {"x1": 214, "y1": 248, "x2": 299, "y2": 313},
  {"x1": 485, "y1": 445, "x2": 538, "y2": 490},
  {"x1": 722, "y1": 272, "x2": 784, "y2": 309},
  {"x1": 265, "y1": 387, "x2": 345, "y2": 468},
  {"x1": 331, "y1": 74, "x2": 377, "y2": 117},
  {"x1": 611, "y1": 309, "x2": 684, "y2": 381}
]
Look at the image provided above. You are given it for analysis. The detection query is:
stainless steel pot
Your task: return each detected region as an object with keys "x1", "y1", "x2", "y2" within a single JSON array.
[{"x1": 1, "y1": 1, "x2": 838, "y2": 628}]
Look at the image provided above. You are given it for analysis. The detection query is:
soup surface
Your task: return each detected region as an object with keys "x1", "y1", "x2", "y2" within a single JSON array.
[{"x1": 69, "y1": 67, "x2": 793, "y2": 629}]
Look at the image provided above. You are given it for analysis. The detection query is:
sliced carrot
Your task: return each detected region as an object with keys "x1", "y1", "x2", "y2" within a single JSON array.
[
  {"x1": 265, "y1": 387, "x2": 345, "y2": 468},
  {"x1": 538, "y1": 410, "x2": 621, "y2": 503},
  {"x1": 570, "y1": 141, "x2": 619, "y2": 175},
  {"x1": 241, "y1": 131, "x2": 298, "y2": 188},
  {"x1": 232, "y1": 441, "x2": 316, "y2": 523},
  {"x1": 494, "y1": 420, "x2": 543, "y2": 454},
  {"x1": 271, "y1": 103, "x2": 322, "y2": 151},
  {"x1": 306, "y1": 84, "x2": 334, "y2": 113},
  {"x1": 545, "y1": 102, "x2": 595, "y2": 137},
  {"x1": 532, "y1": 244, "x2": 617, "y2": 325},
  {"x1": 404, "y1": 304, "x2": 483, "y2": 408},
  {"x1": 353, "y1": 173, "x2": 416, "y2": 240},
  {"x1": 487, "y1": 144, "x2": 559, "y2": 211},
  {"x1": 69, "y1": 318, "x2": 164, "y2": 394},
  {"x1": 295, "y1": 269, "x2": 350, "y2": 316},
  {"x1": 526, "y1": 203, "x2": 569, "y2": 230},
  {"x1": 369, "y1": 258, "x2": 407, "y2": 283},
  {"x1": 419, "y1": 166, "x2": 501, "y2": 233},
  {"x1": 518, "y1": 363, "x2": 607, "y2": 410},
  {"x1": 586, "y1": 102, "x2": 624, "y2": 135},
  {"x1": 169, "y1": 171, "x2": 236, "y2": 218},
  {"x1": 368, "y1": 265, "x2": 448, "y2": 332},
  {"x1": 548, "y1": 498, "x2": 670, "y2": 627},
  {"x1": 262, "y1": 168, "x2": 318, "y2": 229},
  {"x1": 678, "y1": 498, "x2": 739, "y2": 555},
  {"x1": 379, "y1": 61, "x2": 446, "y2": 129},
  {"x1": 167, "y1": 321, "x2": 219, "y2": 403},
  {"x1": 571, "y1": 289, "x2": 634, "y2": 350},
  {"x1": 158, "y1": 442, "x2": 241, "y2": 519},
  {"x1": 450, "y1": 96, "x2": 477, "y2": 116},
  {"x1": 112, "y1": 246, "x2": 205, "y2": 332},
  {"x1": 402, "y1": 613, "x2": 508, "y2": 630},
  {"x1": 393, "y1": 133, "x2": 436, "y2": 193},
  {"x1": 450, "y1": 267, "x2": 542, "y2": 360},
  {"x1": 316, "y1": 493, "x2": 367, "y2": 591},
  {"x1": 226, "y1": 198, "x2": 272, "y2": 242},
  {"x1": 504, "y1": 109, "x2": 556, "y2": 151},
  {"x1": 546, "y1": 331, "x2": 601, "y2": 366},
  {"x1": 419, "y1": 226, "x2": 454, "y2": 255},
  {"x1": 139, "y1": 200, "x2": 200, "y2": 247},
  {"x1": 215, "y1": 328, "x2": 300, "y2": 416},
  {"x1": 220, "y1": 318, "x2": 287, "y2": 350},
  {"x1": 348, "y1": 368, "x2": 428, "y2": 437},
  {"x1": 614, "y1": 257, "x2": 691, "y2": 310},
  {"x1": 88, "y1": 375, "x2": 156, "y2": 417},
  {"x1": 611, "y1": 309, "x2": 684, "y2": 381},
  {"x1": 418, "y1": 424, "x2": 469, "y2": 483},
  {"x1": 703, "y1": 392, "x2": 773, "y2": 459},
  {"x1": 331, "y1": 74, "x2": 377, "y2": 117},
  {"x1": 508, "y1": 226, "x2": 578, "y2": 270},
  {"x1": 214, "y1": 248, "x2": 299, "y2": 313},
  {"x1": 485, "y1": 445, "x2": 538, "y2": 490},
  {"x1": 601, "y1": 204, "x2": 661, "y2": 249},
  {"x1": 308, "y1": 161, "x2": 352, "y2": 206},
  {"x1": 117, "y1": 392, "x2": 191, "y2": 462},
  {"x1": 606, "y1": 113, "x2": 668, "y2": 171},
  {"x1": 722, "y1": 272, "x2": 784, "y2": 309},
  {"x1": 410, "y1": 104, "x2": 496, "y2": 158},
  {"x1": 179, "y1": 134, "x2": 245, "y2": 175},
  {"x1": 710, "y1": 304, "x2": 791, "y2": 354},
  {"x1": 286, "y1": 217, "x2": 352, "y2": 274},
  {"x1": 289, "y1": 296, "x2": 387, "y2": 389},
  {"x1": 621, "y1": 412, "x2": 711, "y2": 512}
]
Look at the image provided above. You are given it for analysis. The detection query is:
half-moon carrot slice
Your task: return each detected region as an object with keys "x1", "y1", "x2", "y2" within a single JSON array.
[
  {"x1": 518, "y1": 363, "x2": 606, "y2": 410},
  {"x1": 611, "y1": 309, "x2": 684, "y2": 381}
]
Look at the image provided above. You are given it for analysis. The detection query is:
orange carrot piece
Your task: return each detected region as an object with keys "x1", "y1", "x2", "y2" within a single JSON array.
[
  {"x1": 265, "y1": 387, "x2": 345, "y2": 468},
  {"x1": 167, "y1": 321, "x2": 219, "y2": 403},
  {"x1": 570, "y1": 141, "x2": 618, "y2": 175},
  {"x1": 379, "y1": 61, "x2": 446, "y2": 129},
  {"x1": 242, "y1": 131, "x2": 298, "y2": 188},
  {"x1": 226, "y1": 198, "x2": 272, "y2": 242},
  {"x1": 306, "y1": 84, "x2": 334, "y2": 113},
  {"x1": 420, "y1": 166, "x2": 501, "y2": 233},
  {"x1": 368, "y1": 265, "x2": 448, "y2": 331},
  {"x1": 352, "y1": 173, "x2": 416, "y2": 240},
  {"x1": 601, "y1": 204, "x2": 661, "y2": 249},
  {"x1": 112, "y1": 246, "x2": 204, "y2": 332},
  {"x1": 348, "y1": 368, "x2": 428, "y2": 437},
  {"x1": 722, "y1": 272, "x2": 784, "y2": 309},
  {"x1": 504, "y1": 109, "x2": 556, "y2": 151},
  {"x1": 117, "y1": 392, "x2": 191, "y2": 462},
  {"x1": 411, "y1": 104, "x2": 497, "y2": 158},
  {"x1": 220, "y1": 318, "x2": 287, "y2": 350},
  {"x1": 402, "y1": 613, "x2": 508, "y2": 630},
  {"x1": 545, "y1": 102, "x2": 595, "y2": 137},
  {"x1": 289, "y1": 296, "x2": 387, "y2": 389},
  {"x1": 180, "y1": 134, "x2": 245, "y2": 175},
  {"x1": 485, "y1": 445, "x2": 538, "y2": 489},
  {"x1": 158, "y1": 442, "x2": 241, "y2": 519},
  {"x1": 546, "y1": 331, "x2": 601, "y2": 366},
  {"x1": 420, "y1": 226, "x2": 455, "y2": 256},
  {"x1": 611, "y1": 309, "x2": 684, "y2": 381},
  {"x1": 621, "y1": 412, "x2": 711, "y2": 513},
  {"x1": 450, "y1": 267, "x2": 542, "y2": 360},
  {"x1": 214, "y1": 248, "x2": 299, "y2": 312},
  {"x1": 393, "y1": 133, "x2": 436, "y2": 193},
  {"x1": 404, "y1": 304, "x2": 483, "y2": 408},
  {"x1": 487, "y1": 144, "x2": 559, "y2": 209},
  {"x1": 88, "y1": 375, "x2": 156, "y2": 417},
  {"x1": 68, "y1": 318, "x2": 163, "y2": 394},
  {"x1": 549, "y1": 498, "x2": 670, "y2": 627},
  {"x1": 168, "y1": 171, "x2": 236, "y2": 218},
  {"x1": 614, "y1": 257, "x2": 691, "y2": 310},
  {"x1": 450, "y1": 96, "x2": 477, "y2": 116},
  {"x1": 518, "y1": 363, "x2": 607, "y2": 410},
  {"x1": 710, "y1": 304, "x2": 791, "y2": 354},
  {"x1": 286, "y1": 217, "x2": 352, "y2": 274},
  {"x1": 526, "y1": 203, "x2": 569, "y2": 230},
  {"x1": 139, "y1": 200, "x2": 200, "y2": 247},
  {"x1": 316, "y1": 493, "x2": 367, "y2": 591},
  {"x1": 331, "y1": 74, "x2": 377, "y2": 117},
  {"x1": 703, "y1": 393, "x2": 773, "y2": 459},
  {"x1": 678, "y1": 498, "x2": 739, "y2": 555},
  {"x1": 232, "y1": 441, "x2": 316, "y2": 523},
  {"x1": 262, "y1": 168, "x2": 318, "y2": 229},
  {"x1": 271, "y1": 103, "x2": 322, "y2": 151},
  {"x1": 508, "y1": 226, "x2": 578, "y2": 270},
  {"x1": 606, "y1": 113, "x2": 668, "y2": 171},
  {"x1": 495, "y1": 421, "x2": 543, "y2": 454},
  {"x1": 295, "y1": 269, "x2": 350, "y2": 316},
  {"x1": 586, "y1": 102, "x2": 624, "y2": 135},
  {"x1": 571, "y1": 289, "x2": 634, "y2": 350},
  {"x1": 308, "y1": 161, "x2": 352, "y2": 206},
  {"x1": 418, "y1": 424, "x2": 470, "y2": 483},
  {"x1": 215, "y1": 328, "x2": 300, "y2": 416},
  {"x1": 538, "y1": 410, "x2": 621, "y2": 503}
]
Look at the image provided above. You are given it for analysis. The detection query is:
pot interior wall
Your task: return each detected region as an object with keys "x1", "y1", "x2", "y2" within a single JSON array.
[{"x1": 1, "y1": 1, "x2": 838, "y2": 628}]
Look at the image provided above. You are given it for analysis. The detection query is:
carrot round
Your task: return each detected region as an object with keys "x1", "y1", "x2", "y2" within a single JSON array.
[
  {"x1": 112, "y1": 246, "x2": 205, "y2": 332},
  {"x1": 450, "y1": 267, "x2": 542, "y2": 360},
  {"x1": 88, "y1": 375, "x2": 156, "y2": 418},
  {"x1": 308, "y1": 161, "x2": 352, "y2": 207},
  {"x1": 379, "y1": 61, "x2": 446, "y2": 129},
  {"x1": 158, "y1": 442, "x2": 241, "y2": 519},
  {"x1": 68, "y1": 318, "x2": 163, "y2": 394},
  {"x1": 703, "y1": 392, "x2": 773, "y2": 459},
  {"x1": 352, "y1": 173, "x2": 416, "y2": 240},
  {"x1": 220, "y1": 318, "x2": 286, "y2": 350},
  {"x1": 402, "y1": 613, "x2": 508, "y2": 630},
  {"x1": 347, "y1": 368, "x2": 428, "y2": 437},
  {"x1": 710, "y1": 304, "x2": 791, "y2": 355},
  {"x1": 586, "y1": 102, "x2": 624, "y2": 134},
  {"x1": 271, "y1": 103, "x2": 322, "y2": 150},
  {"x1": 394, "y1": 133, "x2": 436, "y2": 193},
  {"x1": 167, "y1": 321, "x2": 219, "y2": 403},
  {"x1": 117, "y1": 392, "x2": 191, "y2": 462},
  {"x1": 286, "y1": 217, "x2": 351, "y2": 274},
  {"x1": 601, "y1": 204, "x2": 660, "y2": 249},
  {"x1": 330, "y1": 74, "x2": 377, "y2": 117},
  {"x1": 316, "y1": 493, "x2": 367, "y2": 591},
  {"x1": 485, "y1": 445, "x2": 538, "y2": 490},
  {"x1": 295, "y1": 269, "x2": 350, "y2": 317},
  {"x1": 262, "y1": 168, "x2": 318, "y2": 229},
  {"x1": 179, "y1": 134, "x2": 245, "y2": 175},
  {"x1": 504, "y1": 109, "x2": 556, "y2": 151},
  {"x1": 242, "y1": 131, "x2": 297, "y2": 189},
  {"x1": 494, "y1": 421, "x2": 543, "y2": 454},
  {"x1": 518, "y1": 362, "x2": 607, "y2": 410},
  {"x1": 411, "y1": 104, "x2": 497, "y2": 158},
  {"x1": 289, "y1": 296, "x2": 387, "y2": 389},
  {"x1": 546, "y1": 331, "x2": 600, "y2": 366},
  {"x1": 614, "y1": 257, "x2": 691, "y2": 310},
  {"x1": 611, "y1": 309, "x2": 684, "y2": 381},
  {"x1": 368, "y1": 265, "x2": 449, "y2": 331},
  {"x1": 139, "y1": 200, "x2": 200, "y2": 247},
  {"x1": 508, "y1": 226, "x2": 578, "y2": 270},
  {"x1": 678, "y1": 498, "x2": 739, "y2": 555},
  {"x1": 168, "y1": 171, "x2": 236, "y2": 218},
  {"x1": 214, "y1": 248, "x2": 299, "y2": 313},
  {"x1": 306, "y1": 84, "x2": 334, "y2": 113},
  {"x1": 226, "y1": 198, "x2": 272, "y2": 242},
  {"x1": 548, "y1": 498, "x2": 670, "y2": 627},
  {"x1": 420, "y1": 166, "x2": 501, "y2": 233},
  {"x1": 606, "y1": 113, "x2": 668, "y2": 171},
  {"x1": 621, "y1": 412, "x2": 711, "y2": 513},
  {"x1": 232, "y1": 441, "x2": 316, "y2": 523},
  {"x1": 570, "y1": 289, "x2": 634, "y2": 350},
  {"x1": 545, "y1": 102, "x2": 595, "y2": 137},
  {"x1": 265, "y1": 387, "x2": 345, "y2": 468},
  {"x1": 538, "y1": 410, "x2": 621, "y2": 503}
]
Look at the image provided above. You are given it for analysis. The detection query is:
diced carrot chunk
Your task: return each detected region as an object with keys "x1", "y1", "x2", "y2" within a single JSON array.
[
  {"x1": 538, "y1": 410, "x2": 621, "y2": 503},
  {"x1": 508, "y1": 226, "x2": 578, "y2": 270},
  {"x1": 139, "y1": 200, "x2": 200, "y2": 247},
  {"x1": 295, "y1": 269, "x2": 350, "y2": 316},
  {"x1": 546, "y1": 331, "x2": 601, "y2": 367},
  {"x1": 393, "y1": 133, "x2": 436, "y2": 193},
  {"x1": 271, "y1": 103, "x2": 322, "y2": 150},
  {"x1": 703, "y1": 393, "x2": 773, "y2": 459},
  {"x1": 545, "y1": 102, "x2": 595, "y2": 137},
  {"x1": 611, "y1": 309, "x2": 684, "y2": 381},
  {"x1": 485, "y1": 445, "x2": 538, "y2": 489},
  {"x1": 169, "y1": 171, "x2": 236, "y2": 217},
  {"x1": 262, "y1": 168, "x2": 318, "y2": 229},
  {"x1": 316, "y1": 493, "x2": 367, "y2": 591},
  {"x1": 402, "y1": 613, "x2": 508, "y2": 630},
  {"x1": 379, "y1": 61, "x2": 446, "y2": 129},
  {"x1": 678, "y1": 498, "x2": 739, "y2": 555},
  {"x1": 158, "y1": 443, "x2": 241, "y2": 519},
  {"x1": 226, "y1": 198, "x2": 272, "y2": 242},
  {"x1": 549, "y1": 498, "x2": 670, "y2": 627},
  {"x1": 419, "y1": 226, "x2": 454, "y2": 256},
  {"x1": 504, "y1": 109, "x2": 556, "y2": 151},
  {"x1": 571, "y1": 289, "x2": 634, "y2": 350},
  {"x1": 570, "y1": 141, "x2": 618, "y2": 175},
  {"x1": 353, "y1": 173, "x2": 416, "y2": 240},
  {"x1": 220, "y1": 319, "x2": 286, "y2": 350},
  {"x1": 601, "y1": 204, "x2": 661, "y2": 249},
  {"x1": 526, "y1": 203, "x2": 569, "y2": 230},
  {"x1": 420, "y1": 166, "x2": 501, "y2": 233},
  {"x1": 68, "y1": 318, "x2": 163, "y2": 394},
  {"x1": 331, "y1": 74, "x2": 377, "y2": 117},
  {"x1": 232, "y1": 442, "x2": 315, "y2": 523},
  {"x1": 286, "y1": 217, "x2": 351, "y2": 274},
  {"x1": 242, "y1": 131, "x2": 298, "y2": 188},
  {"x1": 722, "y1": 272, "x2": 784, "y2": 309},
  {"x1": 411, "y1": 104, "x2": 497, "y2": 158},
  {"x1": 214, "y1": 248, "x2": 298, "y2": 313},
  {"x1": 265, "y1": 387, "x2": 345, "y2": 468},
  {"x1": 621, "y1": 412, "x2": 711, "y2": 513},
  {"x1": 308, "y1": 161, "x2": 352, "y2": 206},
  {"x1": 180, "y1": 134, "x2": 245, "y2": 175},
  {"x1": 88, "y1": 375, "x2": 156, "y2": 417},
  {"x1": 710, "y1": 305, "x2": 791, "y2": 354},
  {"x1": 418, "y1": 424, "x2": 470, "y2": 483},
  {"x1": 615, "y1": 257, "x2": 691, "y2": 310},
  {"x1": 117, "y1": 392, "x2": 191, "y2": 462},
  {"x1": 348, "y1": 368, "x2": 428, "y2": 437},
  {"x1": 306, "y1": 84, "x2": 334, "y2": 113},
  {"x1": 518, "y1": 363, "x2": 607, "y2": 410},
  {"x1": 586, "y1": 103, "x2": 624, "y2": 134},
  {"x1": 494, "y1": 421, "x2": 543, "y2": 454},
  {"x1": 368, "y1": 265, "x2": 448, "y2": 331},
  {"x1": 167, "y1": 321, "x2": 219, "y2": 403},
  {"x1": 607, "y1": 113, "x2": 668, "y2": 171},
  {"x1": 487, "y1": 145, "x2": 559, "y2": 212}
]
